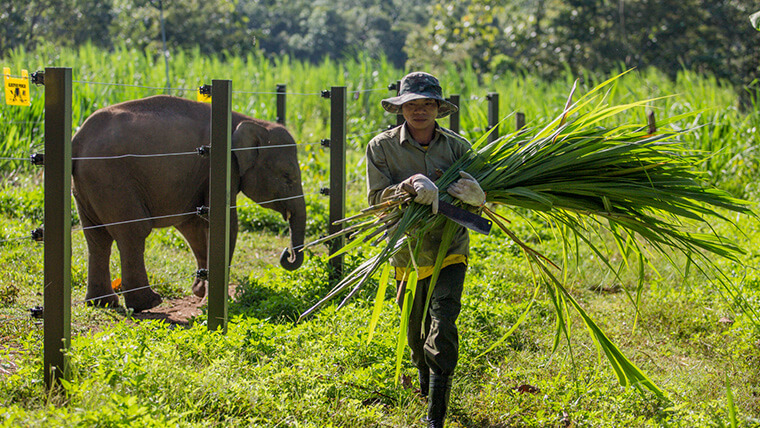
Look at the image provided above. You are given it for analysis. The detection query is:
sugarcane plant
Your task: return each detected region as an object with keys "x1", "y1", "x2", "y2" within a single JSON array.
[{"x1": 300, "y1": 72, "x2": 756, "y2": 397}]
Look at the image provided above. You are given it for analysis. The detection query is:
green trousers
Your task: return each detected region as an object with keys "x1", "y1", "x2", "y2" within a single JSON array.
[{"x1": 397, "y1": 263, "x2": 466, "y2": 376}]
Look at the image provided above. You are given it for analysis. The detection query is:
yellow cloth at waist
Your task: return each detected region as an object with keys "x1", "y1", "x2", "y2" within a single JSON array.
[{"x1": 395, "y1": 254, "x2": 467, "y2": 282}]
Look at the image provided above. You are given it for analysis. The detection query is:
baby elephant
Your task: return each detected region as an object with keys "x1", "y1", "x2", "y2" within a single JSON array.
[{"x1": 72, "y1": 95, "x2": 306, "y2": 311}]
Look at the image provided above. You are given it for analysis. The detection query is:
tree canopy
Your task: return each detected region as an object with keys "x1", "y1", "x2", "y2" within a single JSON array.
[{"x1": 2, "y1": 0, "x2": 758, "y2": 92}]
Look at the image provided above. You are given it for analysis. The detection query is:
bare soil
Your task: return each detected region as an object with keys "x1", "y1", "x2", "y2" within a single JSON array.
[{"x1": 131, "y1": 293, "x2": 205, "y2": 325}]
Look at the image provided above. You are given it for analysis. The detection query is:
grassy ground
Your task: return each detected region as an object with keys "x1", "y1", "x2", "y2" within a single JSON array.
[{"x1": 0, "y1": 170, "x2": 758, "y2": 426}]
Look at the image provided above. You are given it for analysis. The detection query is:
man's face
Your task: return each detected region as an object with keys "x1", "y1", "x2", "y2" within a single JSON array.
[{"x1": 402, "y1": 98, "x2": 439, "y2": 134}]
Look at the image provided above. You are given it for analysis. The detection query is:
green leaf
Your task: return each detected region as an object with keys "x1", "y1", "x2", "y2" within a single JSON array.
[
  {"x1": 394, "y1": 271, "x2": 417, "y2": 385},
  {"x1": 366, "y1": 262, "x2": 391, "y2": 345}
]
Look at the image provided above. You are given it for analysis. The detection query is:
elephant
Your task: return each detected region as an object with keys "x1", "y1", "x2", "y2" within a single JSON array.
[{"x1": 71, "y1": 95, "x2": 306, "y2": 312}]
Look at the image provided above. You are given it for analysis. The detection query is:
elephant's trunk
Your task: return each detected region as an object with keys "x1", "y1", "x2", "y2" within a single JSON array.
[{"x1": 279, "y1": 197, "x2": 306, "y2": 271}]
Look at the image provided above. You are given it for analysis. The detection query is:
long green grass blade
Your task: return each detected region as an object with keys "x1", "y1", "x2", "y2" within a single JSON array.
[
  {"x1": 394, "y1": 271, "x2": 417, "y2": 385},
  {"x1": 366, "y1": 263, "x2": 391, "y2": 345}
]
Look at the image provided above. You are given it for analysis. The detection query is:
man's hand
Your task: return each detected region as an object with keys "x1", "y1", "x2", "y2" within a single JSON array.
[
  {"x1": 447, "y1": 171, "x2": 485, "y2": 206},
  {"x1": 402, "y1": 174, "x2": 439, "y2": 214}
]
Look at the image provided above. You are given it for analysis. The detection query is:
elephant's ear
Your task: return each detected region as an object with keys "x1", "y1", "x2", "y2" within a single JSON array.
[{"x1": 232, "y1": 120, "x2": 269, "y2": 176}]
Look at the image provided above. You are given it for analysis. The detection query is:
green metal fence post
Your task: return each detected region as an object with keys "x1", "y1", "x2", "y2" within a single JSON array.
[
  {"x1": 276, "y1": 84, "x2": 286, "y2": 125},
  {"x1": 487, "y1": 92, "x2": 499, "y2": 143},
  {"x1": 447, "y1": 94, "x2": 460, "y2": 134},
  {"x1": 207, "y1": 79, "x2": 231, "y2": 333},
  {"x1": 328, "y1": 86, "x2": 346, "y2": 279},
  {"x1": 43, "y1": 67, "x2": 72, "y2": 389}
]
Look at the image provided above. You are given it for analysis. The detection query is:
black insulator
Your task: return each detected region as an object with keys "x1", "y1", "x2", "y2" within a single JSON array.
[
  {"x1": 29, "y1": 305, "x2": 43, "y2": 319},
  {"x1": 30, "y1": 227, "x2": 44, "y2": 242},
  {"x1": 196, "y1": 145, "x2": 210, "y2": 157},
  {"x1": 31, "y1": 71, "x2": 44, "y2": 85},
  {"x1": 30, "y1": 153, "x2": 44, "y2": 165}
]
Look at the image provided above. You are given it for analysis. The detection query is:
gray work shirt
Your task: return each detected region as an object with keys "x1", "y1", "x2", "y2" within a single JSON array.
[{"x1": 365, "y1": 122, "x2": 472, "y2": 267}]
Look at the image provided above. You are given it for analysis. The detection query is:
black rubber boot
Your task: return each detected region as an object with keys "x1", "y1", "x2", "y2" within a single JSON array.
[
  {"x1": 426, "y1": 373, "x2": 452, "y2": 428},
  {"x1": 418, "y1": 366, "x2": 430, "y2": 397}
]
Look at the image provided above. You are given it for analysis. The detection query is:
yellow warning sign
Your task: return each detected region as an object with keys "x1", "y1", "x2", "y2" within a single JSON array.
[
  {"x1": 197, "y1": 85, "x2": 211, "y2": 103},
  {"x1": 3, "y1": 68, "x2": 31, "y2": 106}
]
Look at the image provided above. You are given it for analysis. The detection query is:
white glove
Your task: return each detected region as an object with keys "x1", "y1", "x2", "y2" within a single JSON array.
[
  {"x1": 447, "y1": 171, "x2": 486, "y2": 206},
  {"x1": 402, "y1": 174, "x2": 439, "y2": 214}
]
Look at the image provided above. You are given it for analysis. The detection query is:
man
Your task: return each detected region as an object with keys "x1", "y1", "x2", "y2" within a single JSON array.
[{"x1": 365, "y1": 71, "x2": 485, "y2": 428}]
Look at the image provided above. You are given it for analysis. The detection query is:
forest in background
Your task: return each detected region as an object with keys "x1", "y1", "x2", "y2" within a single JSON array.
[{"x1": 3, "y1": 0, "x2": 760, "y2": 95}]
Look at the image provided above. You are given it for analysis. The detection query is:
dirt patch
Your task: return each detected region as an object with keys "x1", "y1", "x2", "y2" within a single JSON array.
[
  {"x1": 130, "y1": 284, "x2": 238, "y2": 326},
  {"x1": 131, "y1": 294, "x2": 205, "y2": 325}
]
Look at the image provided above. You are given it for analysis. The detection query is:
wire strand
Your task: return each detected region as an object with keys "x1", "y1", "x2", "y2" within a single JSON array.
[{"x1": 73, "y1": 80, "x2": 197, "y2": 93}]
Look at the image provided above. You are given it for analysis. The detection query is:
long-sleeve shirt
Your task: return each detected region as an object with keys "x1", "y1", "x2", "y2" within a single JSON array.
[{"x1": 365, "y1": 122, "x2": 472, "y2": 271}]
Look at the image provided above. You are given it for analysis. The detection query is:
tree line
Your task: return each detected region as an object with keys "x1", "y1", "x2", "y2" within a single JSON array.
[{"x1": 3, "y1": 0, "x2": 759, "y2": 93}]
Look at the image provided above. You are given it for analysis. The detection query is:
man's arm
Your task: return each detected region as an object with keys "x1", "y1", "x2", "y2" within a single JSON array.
[{"x1": 366, "y1": 140, "x2": 402, "y2": 206}]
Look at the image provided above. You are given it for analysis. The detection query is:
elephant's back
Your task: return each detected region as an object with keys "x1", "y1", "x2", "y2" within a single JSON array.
[
  {"x1": 71, "y1": 95, "x2": 212, "y2": 220},
  {"x1": 72, "y1": 95, "x2": 211, "y2": 157}
]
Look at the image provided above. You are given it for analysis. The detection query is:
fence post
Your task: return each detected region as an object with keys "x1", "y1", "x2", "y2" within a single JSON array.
[
  {"x1": 487, "y1": 92, "x2": 499, "y2": 143},
  {"x1": 207, "y1": 79, "x2": 231, "y2": 334},
  {"x1": 390, "y1": 80, "x2": 404, "y2": 127},
  {"x1": 328, "y1": 86, "x2": 346, "y2": 279},
  {"x1": 447, "y1": 94, "x2": 460, "y2": 134},
  {"x1": 516, "y1": 112, "x2": 525, "y2": 132},
  {"x1": 276, "y1": 84, "x2": 286, "y2": 125},
  {"x1": 43, "y1": 67, "x2": 72, "y2": 389}
]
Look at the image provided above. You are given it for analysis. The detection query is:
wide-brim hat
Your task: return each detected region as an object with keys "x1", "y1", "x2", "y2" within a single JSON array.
[{"x1": 381, "y1": 72, "x2": 458, "y2": 119}]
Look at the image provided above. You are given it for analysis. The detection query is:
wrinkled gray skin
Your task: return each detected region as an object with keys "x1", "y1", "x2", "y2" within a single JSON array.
[{"x1": 72, "y1": 95, "x2": 306, "y2": 312}]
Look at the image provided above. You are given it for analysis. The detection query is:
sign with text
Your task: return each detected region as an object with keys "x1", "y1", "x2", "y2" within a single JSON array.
[{"x1": 3, "y1": 68, "x2": 31, "y2": 106}]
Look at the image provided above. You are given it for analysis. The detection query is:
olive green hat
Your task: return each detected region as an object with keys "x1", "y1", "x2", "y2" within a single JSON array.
[{"x1": 381, "y1": 72, "x2": 458, "y2": 118}]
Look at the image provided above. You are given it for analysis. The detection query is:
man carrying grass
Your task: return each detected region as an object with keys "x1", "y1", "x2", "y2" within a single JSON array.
[{"x1": 366, "y1": 71, "x2": 486, "y2": 427}]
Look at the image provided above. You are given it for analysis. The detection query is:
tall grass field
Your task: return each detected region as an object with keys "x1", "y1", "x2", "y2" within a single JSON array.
[{"x1": 1, "y1": 44, "x2": 759, "y2": 427}]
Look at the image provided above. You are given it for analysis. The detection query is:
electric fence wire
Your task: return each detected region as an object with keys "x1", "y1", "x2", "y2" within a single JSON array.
[
  {"x1": 0, "y1": 235, "x2": 34, "y2": 245},
  {"x1": 0, "y1": 79, "x2": 394, "y2": 320},
  {"x1": 15, "y1": 140, "x2": 326, "y2": 162}
]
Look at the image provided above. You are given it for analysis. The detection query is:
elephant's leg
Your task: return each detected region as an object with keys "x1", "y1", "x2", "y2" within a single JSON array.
[
  {"x1": 114, "y1": 231, "x2": 162, "y2": 312},
  {"x1": 176, "y1": 212, "x2": 238, "y2": 298},
  {"x1": 82, "y1": 227, "x2": 119, "y2": 308},
  {"x1": 175, "y1": 217, "x2": 209, "y2": 298}
]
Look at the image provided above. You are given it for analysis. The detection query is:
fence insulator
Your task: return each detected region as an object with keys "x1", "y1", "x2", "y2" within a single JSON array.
[
  {"x1": 196, "y1": 206, "x2": 209, "y2": 220},
  {"x1": 388, "y1": 82, "x2": 399, "y2": 91},
  {"x1": 320, "y1": 139, "x2": 330, "y2": 148},
  {"x1": 321, "y1": 90, "x2": 331, "y2": 99},
  {"x1": 29, "y1": 305, "x2": 44, "y2": 319},
  {"x1": 31, "y1": 227, "x2": 44, "y2": 242},
  {"x1": 30, "y1": 153, "x2": 44, "y2": 165},
  {"x1": 196, "y1": 145, "x2": 210, "y2": 157},
  {"x1": 198, "y1": 85, "x2": 212, "y2": 96},
  {"x1": 195, "y1": 269, "x2": 209, "y2": 280},
  {"x1": 320, "y1": 187, "x2": 330, "y2": 196},
  {"x1": 31, "y1": 71, "x2": 44, "y2": 85}
]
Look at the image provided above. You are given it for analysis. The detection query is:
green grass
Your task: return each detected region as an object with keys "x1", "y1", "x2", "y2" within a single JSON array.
[{"x1": 1, "y1": 45, "x2": 759, "y2": 426}]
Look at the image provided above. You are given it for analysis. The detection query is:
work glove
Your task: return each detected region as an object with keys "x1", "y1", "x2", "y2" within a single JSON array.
[
  {"x1": 402, "y1": 173, "x2": 439, "y2": 214},
  {"x1": 447, "y1": 171, "x2": 486, "y2": 207}
]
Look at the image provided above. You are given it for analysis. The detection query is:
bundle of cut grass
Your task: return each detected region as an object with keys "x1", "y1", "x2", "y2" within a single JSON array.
[{"x1": 301, "y1": 73, "x2": 755, "y2": 396}]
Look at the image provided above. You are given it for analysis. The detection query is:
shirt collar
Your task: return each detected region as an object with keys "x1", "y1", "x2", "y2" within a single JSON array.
[{"x1": 399, "y1": 122, "x2": 442, "y2": 147}]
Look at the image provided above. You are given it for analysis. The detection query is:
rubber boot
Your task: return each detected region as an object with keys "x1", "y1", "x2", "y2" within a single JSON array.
[
  {"x1": 418, "y1": 366, "x2": 430, "y2": 397},
  {"x1": 426, "y1": 373, "x2": 452, "y2": 428}
]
